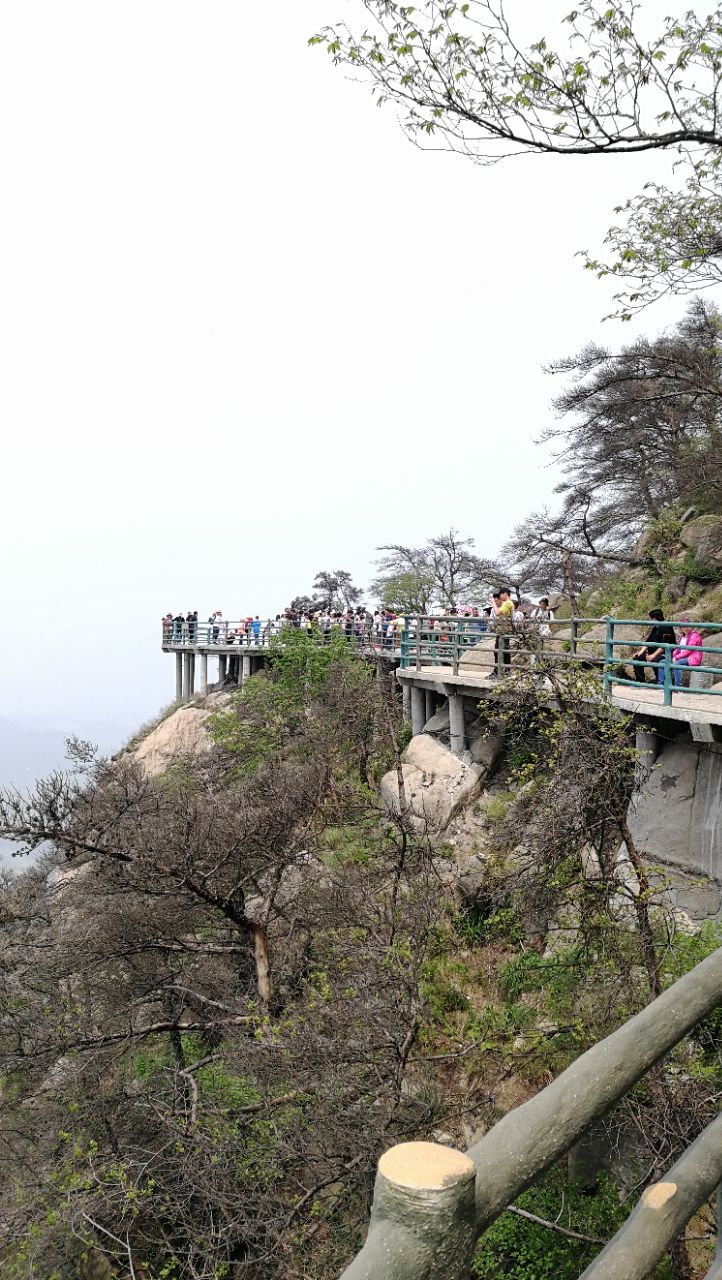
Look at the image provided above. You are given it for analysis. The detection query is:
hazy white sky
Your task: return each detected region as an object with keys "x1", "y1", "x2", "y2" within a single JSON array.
[{"x1": 0, "y1": 1, "x2": 696, "y2": 732}]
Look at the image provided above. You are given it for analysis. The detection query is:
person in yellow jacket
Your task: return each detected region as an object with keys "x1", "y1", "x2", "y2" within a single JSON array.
[{"x1": 489, "y1": 588, "x2": 514, "y2": 679}]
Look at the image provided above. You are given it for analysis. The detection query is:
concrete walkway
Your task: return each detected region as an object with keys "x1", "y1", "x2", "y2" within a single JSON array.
[{"x1": 396, "y1": 665, "x2": 722, "y2": 730}]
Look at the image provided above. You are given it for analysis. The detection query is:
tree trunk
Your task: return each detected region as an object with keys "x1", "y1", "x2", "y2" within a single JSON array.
[{"x1": 251, "y1": 922, "x2": 272, "y2": 1007}]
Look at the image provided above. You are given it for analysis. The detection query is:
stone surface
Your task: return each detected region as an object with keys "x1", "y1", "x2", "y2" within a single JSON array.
[
  {"x1": 574, "y1": 622, "x2": 645, "y2": 662},
  {"x1": 680, "y1": 514, "x2": 722, "y2": 563},
  {"x1": 424, "y1": 704, "x2": 450, "y2": 735},
  {"x1": 133, "y1": 707, "x2": 212, "y2": 777},
  {"x1": 666, "y1": 574, "x2": 688, "y2": 603},
  {"x1": 457, "y1": 852, "x2": 488, "y2": 903},
  {"x1": 458, "y1": 636, "x2": 496, "y2": 671},
  {"x1": 623, "y1": 741, "x2": 722, "y2": 919},
  {"x1": 468, "y1": 732, "x2": 504, "y2": 771},
  {"x1": 380, "y1": 734, "x2": 484, "y2": 832}
]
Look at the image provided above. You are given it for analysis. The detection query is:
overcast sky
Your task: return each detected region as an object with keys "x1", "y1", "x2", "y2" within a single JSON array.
[{"x1": 0, "y1": 1, "x2": 695, "y2": 735}]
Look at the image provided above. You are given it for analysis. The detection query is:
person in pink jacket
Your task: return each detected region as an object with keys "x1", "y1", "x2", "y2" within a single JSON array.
[{"x1": 672, "y1": 618, "x2": 704, "y2": 687}]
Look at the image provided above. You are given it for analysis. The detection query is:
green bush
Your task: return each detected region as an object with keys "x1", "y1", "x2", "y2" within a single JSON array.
[
  {"x1": 682, "y1": 548, "x2": 722, "y2": 584},
  {"x1": 473, "y1": 1167, "x2": 671, "y2": 1280}
]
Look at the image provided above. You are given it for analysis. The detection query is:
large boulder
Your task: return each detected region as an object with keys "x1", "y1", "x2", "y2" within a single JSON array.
[
  {"x1": 680, "y1": 514, "x2": 722, "y2": 564},
  {"x1": 423, "y1": 704, "x2": 450, "y2": 736},
  {"x1": 551, "y1": 622, "x2": 645, "y2": 664},
  {"x1": 380, "y1": 734, "x2": 484, "y2": 833},
  {"x1": 133, "y1": 707, "x2": 212, "y2": 777},
  {"x1": 458, "y1": 636, "x2": 496, "y2": 672}
]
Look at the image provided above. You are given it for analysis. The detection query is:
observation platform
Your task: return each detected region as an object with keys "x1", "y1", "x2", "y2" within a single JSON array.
[{"x1": 161, "y1": 618, "x2": 401, "y2": 700}]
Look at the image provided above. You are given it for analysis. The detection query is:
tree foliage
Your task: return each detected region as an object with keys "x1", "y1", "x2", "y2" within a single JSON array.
[
  {"x1": 372, "y1": 528, "x2": 498, "y2": 610},
  {"x1": 313, "y1": 1, "x2": 722, "y2": 316},
  {"x1": 0, "y1": 642, "x2": 452, "y2": 1279},
  {"x1": 500, "y1": 299, "x2": 722, "y2": 598}
]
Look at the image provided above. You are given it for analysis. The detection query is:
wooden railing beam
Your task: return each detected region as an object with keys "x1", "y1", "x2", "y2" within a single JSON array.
[
  {"x1": 469, "y1": 944, "x2": 722, "y2": 1231},
  {"x1": 580, "y1": 1112, "x2": 722, "y2": 1279}
]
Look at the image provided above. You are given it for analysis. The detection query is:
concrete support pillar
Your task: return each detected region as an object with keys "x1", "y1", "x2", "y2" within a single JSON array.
[
  {"x1": 449, "y1": 693, "x2": 466, "y2": 759},
  {"x1": 243, "y1": 654, "x2": 251, "y2": 681},
  {"x1": 425, "y1": 689, "x2": 435, "y2": 725},
  {"x1": 635, "y1": 728, "x2": 659, "y2": 787},
  {"x1": 218, "y1": 654, "x2": 227, "y2": 686},
  {"x1": 411, "y1": 686, "x2": 425, "y2": 737},
  {"x1": 402, "y1": 683, "x2": 412, "y2": 723},
  {"x1": 691, "y1": 722, "x2": 722, "y2": 744},
  {"x1": 175, "y1": 652, "x2": 183, "y2": 702},
  {"x1": 237, "y1": 654, "x2": 244, "y2": 686},
  {"x1": 189, "y1": 654, "x2": 195, "y2": 697},
  {"x1": 343, "y1": 1142, "x2": 476, "y2": 1280},
  {"x1": 199, "y1": 652, "x2": 208, "y2": 697},
  {"x1": 182, "y1": 652, "x2": 191, "y2": 699}
]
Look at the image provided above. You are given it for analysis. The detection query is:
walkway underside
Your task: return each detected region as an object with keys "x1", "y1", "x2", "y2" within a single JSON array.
[{"x1": 396, "y1": 666, "x2": 722, "y2": 731}]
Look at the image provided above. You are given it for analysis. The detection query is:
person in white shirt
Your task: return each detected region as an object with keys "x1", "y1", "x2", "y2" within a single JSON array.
[{"x1": 531, "y1": 597, "x2": 554, "y2": 637}]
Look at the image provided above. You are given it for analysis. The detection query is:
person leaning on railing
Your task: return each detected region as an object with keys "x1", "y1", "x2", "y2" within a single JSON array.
[
  {"x1": 628, "y1": 609, "x2": 677, "y2": 685},
  {"x1": 672, "y1": 618, "x2": 704, "y2": 688}
]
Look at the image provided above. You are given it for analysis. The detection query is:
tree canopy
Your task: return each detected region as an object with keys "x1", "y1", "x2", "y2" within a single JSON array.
[
  {"x1": 313, "y1": 2, "x2": 722, "y2": 316},
  {"x1": 372, "y1": 528, "x2": 498, "y2": 609}
]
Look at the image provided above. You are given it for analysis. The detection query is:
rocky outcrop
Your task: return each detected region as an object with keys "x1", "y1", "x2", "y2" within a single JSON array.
[
  {"x1": 381, "y1": 730, "x2": 503, "y2": 833},
  {"x1": 133, "y1": 707, "x2": 213, "y2": 777},
  {"x1": 624, "y1": 740, "x2": 722, "y2": 919},
  {"x1": 381, "y1": 734, "x2": 485, "y2": 833}
]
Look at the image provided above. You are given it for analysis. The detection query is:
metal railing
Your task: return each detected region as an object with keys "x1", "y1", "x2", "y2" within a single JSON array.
[
  {"x1": 398, "y1": 615, "x2": 722, "y2": 705},
  {"x1": 340, "y1": 945, "x2": 722, "y2": 1279},
  {"x1": 161, "y1": 618, "x2": 406, "y2": 651}
]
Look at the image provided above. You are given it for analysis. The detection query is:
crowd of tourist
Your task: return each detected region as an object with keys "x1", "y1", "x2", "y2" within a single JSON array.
[
  {"x1": 161, "y1": 601, "x2": 708, "y2": 688},
  {"x1": 160, "y1": 592, "x2": 553, "y2": 656}
]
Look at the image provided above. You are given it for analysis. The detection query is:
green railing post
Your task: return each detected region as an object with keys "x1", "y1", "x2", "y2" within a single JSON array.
[
  {"x1": 400, "y1": 618, "x2": 409, "y2": 669},
  {"x1": 603, "y1": 618, "x2": 614, "y2": 699},
  {"x1": 663, "y1": 644, "x2": 673, "y2": 705},
  {"x1": 416, "y1": 616, "x2": 422, "y2": 673}
]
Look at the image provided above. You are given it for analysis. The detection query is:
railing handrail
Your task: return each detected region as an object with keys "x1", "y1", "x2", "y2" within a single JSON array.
[
  {"x1": 341, "y1": 944, "x2": 722, "y2": 1278},
  {"x1": 396, "y1": 615, "x2": 722, "y2": 705}
]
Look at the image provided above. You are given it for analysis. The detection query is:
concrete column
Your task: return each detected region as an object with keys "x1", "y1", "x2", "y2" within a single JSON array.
[
  {"x1": 182, "y1": 652, "x2": 191, "y2": 699},
  {"x1": 402, "y1": 683, "x2": 412, "y2": 723},
  {"x1": 189, "y1": 654, "x2": 195, "y2": 697},
  {"x1": 425, "y1": 689, "x2": 435, "y2": 725},
  {"x1": 199, "y1": 652, "x2": 208, "y2": 696},
  {"x1": 175, "y1": 652, "x2": 183, "y2": 702},
  {"x1": 449, "y1": 693, "x2": 466, "y2": 759},
  {"x1": 411, "y1": 686, "x2": 425, "y2": 737},
  {"x1": 218, "y1": 654, "x2": 227, "y2": 685},
  {"x1": 635, "y1": 728, "x2": 659, "y2": 787},
  {"x1": 237, "y1": 654, "x2": 244, "y2": 686},
  {"x1": 243, "y1": 654, "x2": 251, "y2": 681}
]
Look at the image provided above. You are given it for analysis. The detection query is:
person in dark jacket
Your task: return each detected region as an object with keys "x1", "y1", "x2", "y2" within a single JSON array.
[{"x1": 629, "y1": 609, "x2": 677, "y2": 683}]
